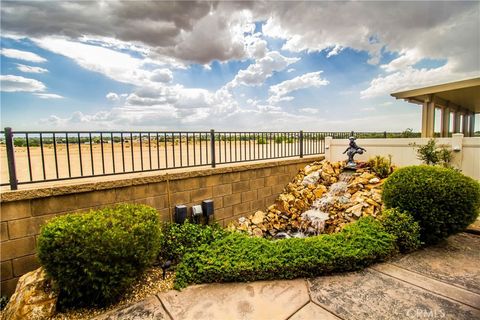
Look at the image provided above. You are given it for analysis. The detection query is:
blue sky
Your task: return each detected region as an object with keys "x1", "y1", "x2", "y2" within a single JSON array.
[{"x1": 1, "y1": 1, "x2": 478, "y2": 131}]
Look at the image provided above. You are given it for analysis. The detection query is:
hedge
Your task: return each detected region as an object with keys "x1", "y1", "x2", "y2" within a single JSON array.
[
  {"x1": 382, "y1": 165, "x2": 480, "y2": 244},
  {"x1": 174, "y1": 217, "x2": 396, "y2": 289},
  {"x1": 157, "y1": 221, "x2": 227, "y2": 264},
  {"x1": 379, "y1": 208, "x2": 421, "y2": 253},
  {"x1": 38, "y1": 204, "x2": 162, "y2": 308}
]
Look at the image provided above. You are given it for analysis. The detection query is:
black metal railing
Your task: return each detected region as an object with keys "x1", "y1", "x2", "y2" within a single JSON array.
[{"x1": 0, "y1": 128, "x2": 412, "y2": 190}]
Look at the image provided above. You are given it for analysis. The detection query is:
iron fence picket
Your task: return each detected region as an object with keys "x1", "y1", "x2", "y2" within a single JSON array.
[{"x1": 1, "y1": 129, "x2": 406, "y2": 189}]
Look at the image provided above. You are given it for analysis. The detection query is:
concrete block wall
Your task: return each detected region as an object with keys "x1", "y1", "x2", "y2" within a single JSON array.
[{"x1": 0, "y1": 156, "x2": 323, "y2": 296}]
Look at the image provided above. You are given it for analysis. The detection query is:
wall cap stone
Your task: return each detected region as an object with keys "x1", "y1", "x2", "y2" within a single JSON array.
[{"x1": 1, "y1": 156, "x2": 323, "y2": 203}]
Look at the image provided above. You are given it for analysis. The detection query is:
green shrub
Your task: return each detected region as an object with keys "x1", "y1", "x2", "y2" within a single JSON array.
[
  {"x1": 174, "y1": 217, "x2": 396, "y2": 289},
  {"x1": 38, "y1": 204, "x2": 161, "y2": 308},
  {"x1": 367, "y1": 155, "x2": 393, "y2": 178},
  {"x1": 379, "y1": 208, "x2": 421, "y2": 252},
  {"x1": 157, "y1": 221, "x2": 227, "y2": 264},
  {"x1": 382, "y1": 166, "x2": 480, "y2": 244},
  {"x1": 411, "y1": 139, "x2": 453, "y2": 167}
]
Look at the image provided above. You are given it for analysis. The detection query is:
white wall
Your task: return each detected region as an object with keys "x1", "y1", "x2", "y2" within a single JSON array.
[{"x1": 324, "y1": 134, "x2": 480, "y2": 180}]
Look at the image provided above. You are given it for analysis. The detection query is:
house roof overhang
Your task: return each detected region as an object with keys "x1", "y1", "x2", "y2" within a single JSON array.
[{"x1": 391, "y1": 77, "x2": 480, "y2": 113}]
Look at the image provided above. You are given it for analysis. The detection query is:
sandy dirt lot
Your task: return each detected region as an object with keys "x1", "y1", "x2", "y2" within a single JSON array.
[{"x1": 1, "y1": 139, "x2": 321, "y2": 186}]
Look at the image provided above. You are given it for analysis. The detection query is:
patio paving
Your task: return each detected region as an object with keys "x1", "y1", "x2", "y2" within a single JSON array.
[{"x1": 95, "y1": 232, "x2": 480, "y2": 320}]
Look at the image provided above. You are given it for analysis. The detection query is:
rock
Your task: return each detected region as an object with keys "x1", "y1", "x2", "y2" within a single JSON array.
[
  {"x1": 252, "y1": 228, "x2": 264, "y2": 237},
  {"x1": 360, "y1": 172, "x2": 376, "y2": 180},
  {"x1": 323, "y1": 162, "x2": 335, "y2": 175},
  {"x1": 366, "y1": 198, "x2": 380, "y2": 207},
  {"x1": 313, "y1": 185, "x2": 327, "y2": 198},
  {"x1": 302, "y1": 171, "x2": 320, "y2": 185},
  {"x1": 304, "y1": 164, "x2": 322, "y2": 175},
  {"x1": 369, "y1": 177, "x2": 380, "y2": 184},
  {"x1": 3, "y1": 268, "x2": 57, "y2": 320},
  {"x1": 346, "y1": 203, "x2": 363, "y2": 218},
  {"x1": 234, "y1": 159, "x2": 390, "y2": 238},
  {"x1": 251, "y1": 211, "x2": 266, "y2": 225}
]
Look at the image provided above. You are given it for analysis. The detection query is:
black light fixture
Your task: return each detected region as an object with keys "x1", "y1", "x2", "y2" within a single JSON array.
[
  {"x1": 202, "y1": 199, "x2": 214, "y2": 224},
  {"x1": 174, "y1": 205, "x2": 187, "y2": 224},
  {"x1": 192, "y1": 205, "x2": 203, "y2": 224}
]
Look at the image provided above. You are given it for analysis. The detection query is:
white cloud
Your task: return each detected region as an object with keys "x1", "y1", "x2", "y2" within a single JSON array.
[
  {"x1": 0, "y1": 75, "x2": 46, "y2": 92},
  {"x1": 150, "y1": 68, "x2": 173, "y2": 83},
  {"x1": 362, "y1": 107, "x2": 375, "y2": 112},
  {"x1": 380, "y1": 49, "x2": 422, "y2": 73},
  {"x1": 360, "y1": 65, "x2": 478, "y2": 99},
  {"x1": 227, "y1": 51, "x2": 299, "y2": 88},
  {"x1": 33, "y1": 37, "x2": 148, "y2": 86},
  {"x1": 106, "y1": 92, "x2": 119, "y2": 101},
  {"x1": 0, "y1": 48, "x2": 47, "y2": 63},
  {"x1": 16, "y1": 64, "x2": 49, "y2": 73},
  {"x1": 260, "y1": 2, "x2": 478, "y2": 73},
  {"x1": 34, "y1": 93, "x2": 63, "y2": 99},
  {"x1": 299, "y1": 108, "x2": 320, "y2": 114},
  {"x1": 326, "y1": 45, "x2": 344, "y2": 58},
  {"x1": 268, "y1": 71, "x2": 329, "y2": 104}
]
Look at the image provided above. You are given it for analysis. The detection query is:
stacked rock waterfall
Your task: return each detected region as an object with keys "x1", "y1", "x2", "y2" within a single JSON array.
[{"x1": 232, "y1": 160, "x2": 386, "y2": 238}]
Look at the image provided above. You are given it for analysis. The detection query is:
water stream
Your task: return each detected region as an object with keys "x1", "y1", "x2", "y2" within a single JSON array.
[{"x1": 275, "y1": 171, "x2": 355, "y2": 239}]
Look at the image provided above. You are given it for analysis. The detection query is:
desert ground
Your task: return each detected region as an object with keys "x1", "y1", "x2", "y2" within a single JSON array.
[{"x1": 0, "y1": 139, "x2": 323, "y2": 186}]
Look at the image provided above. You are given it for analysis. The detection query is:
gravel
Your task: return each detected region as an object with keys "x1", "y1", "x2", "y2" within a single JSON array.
[{"x1": 51, "y1": 266, "x2": 175, "y2": 320}]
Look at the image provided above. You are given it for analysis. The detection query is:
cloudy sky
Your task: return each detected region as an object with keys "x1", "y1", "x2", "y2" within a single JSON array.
[{"x1": 1, "y1": 1, "x2": 479, "y2": 131}]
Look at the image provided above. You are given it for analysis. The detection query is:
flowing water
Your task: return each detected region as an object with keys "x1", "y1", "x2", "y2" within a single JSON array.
[{"x1": 275, "y1": 171, "x2": 355, "y2": 239}]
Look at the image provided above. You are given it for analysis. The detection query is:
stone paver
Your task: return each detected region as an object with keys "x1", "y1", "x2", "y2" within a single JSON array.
[
  {"x1": 94, "y1": 296, "x2": 171, "y2": 320},
  {"x1": 308, "y1": 268, "x2": 480, "y2": 320},
  {"x1": 371, "y1": 263, "x2": 480, "y2": 309},
  {"x1": 391, "y1": 232, "x2": 480, "y2": 294},
  {"x1": 288, "y1": 303, "x2": 340, "y2": 320},
  {"x1": 157, "y1": 279, "x2": 309, "y2": 320},
  {"x1": 101, "y1": 233, "x2": 480, "y2": 320}
]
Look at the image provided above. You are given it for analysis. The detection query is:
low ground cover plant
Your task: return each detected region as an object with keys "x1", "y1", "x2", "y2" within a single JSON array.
[
  {"x1": 382, "y1": 165, "x2": 480, "y2": 244},
  {"x1": 174, "y1": 217, "x2": 396, "y2": 289},
  {"x1": 38, "y1": 204, "x2": 161, "y2": 308},
  {"x1": 157, "y1": 221, "x2": 227, "y2": 264}
]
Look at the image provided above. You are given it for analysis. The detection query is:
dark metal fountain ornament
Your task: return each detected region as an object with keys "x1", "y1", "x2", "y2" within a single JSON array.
[{"x1": 343, "y1": 136, "x2": 366, "y2": 169}]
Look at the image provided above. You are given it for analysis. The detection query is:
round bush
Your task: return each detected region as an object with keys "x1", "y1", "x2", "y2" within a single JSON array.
[
  {"x1": 379, "y1": 208, "x2": 421, "y2": 252},
  {"x1": 38, "y1": 204, "x2": 162, "y2": 308},
  {"x1": 382, "y1": 166, "x2": 480, "y2": 244}
]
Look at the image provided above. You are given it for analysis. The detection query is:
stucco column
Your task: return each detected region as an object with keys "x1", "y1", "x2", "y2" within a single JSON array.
[
  {"x1": 324, "y1": 136, "x2": 333, "y2": 161},
  {"x1": 453, "y1": 112, "x2": 461, "y2": 133},
  {"x1": 462, "y1": 114, "x2": 470, "y2": 136},
  {"x1": 421, "y1": 100, "x2": 435, "y2": 138},
  {"x1": 451, "y1": 133, "x2": 464, "y2": 169},
  {"x1": 469, "y1": 113, "x2": 476, "y2": 137},
  {"x1": 440, "y1": 106, "x2": 450, "y2": 137}
]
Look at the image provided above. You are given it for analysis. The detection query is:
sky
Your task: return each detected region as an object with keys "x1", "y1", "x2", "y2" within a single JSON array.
[{"x1": 0, "y1": 1, "x2": 479, "y2": 132}]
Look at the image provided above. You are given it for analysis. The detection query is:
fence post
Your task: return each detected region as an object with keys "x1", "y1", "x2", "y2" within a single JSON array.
[
  {"x1": 210, "y1": 129, "x2": 216, "y2": 168},
  {"x1": 5, "y1": 127, "x2": 18, "y2": 190},
  {"x1": 384, "y1": 131, "x2": 387, "y2": 138},
  {"x1": 299, "y1": 130, "x2": 304, "y2": 158}
]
